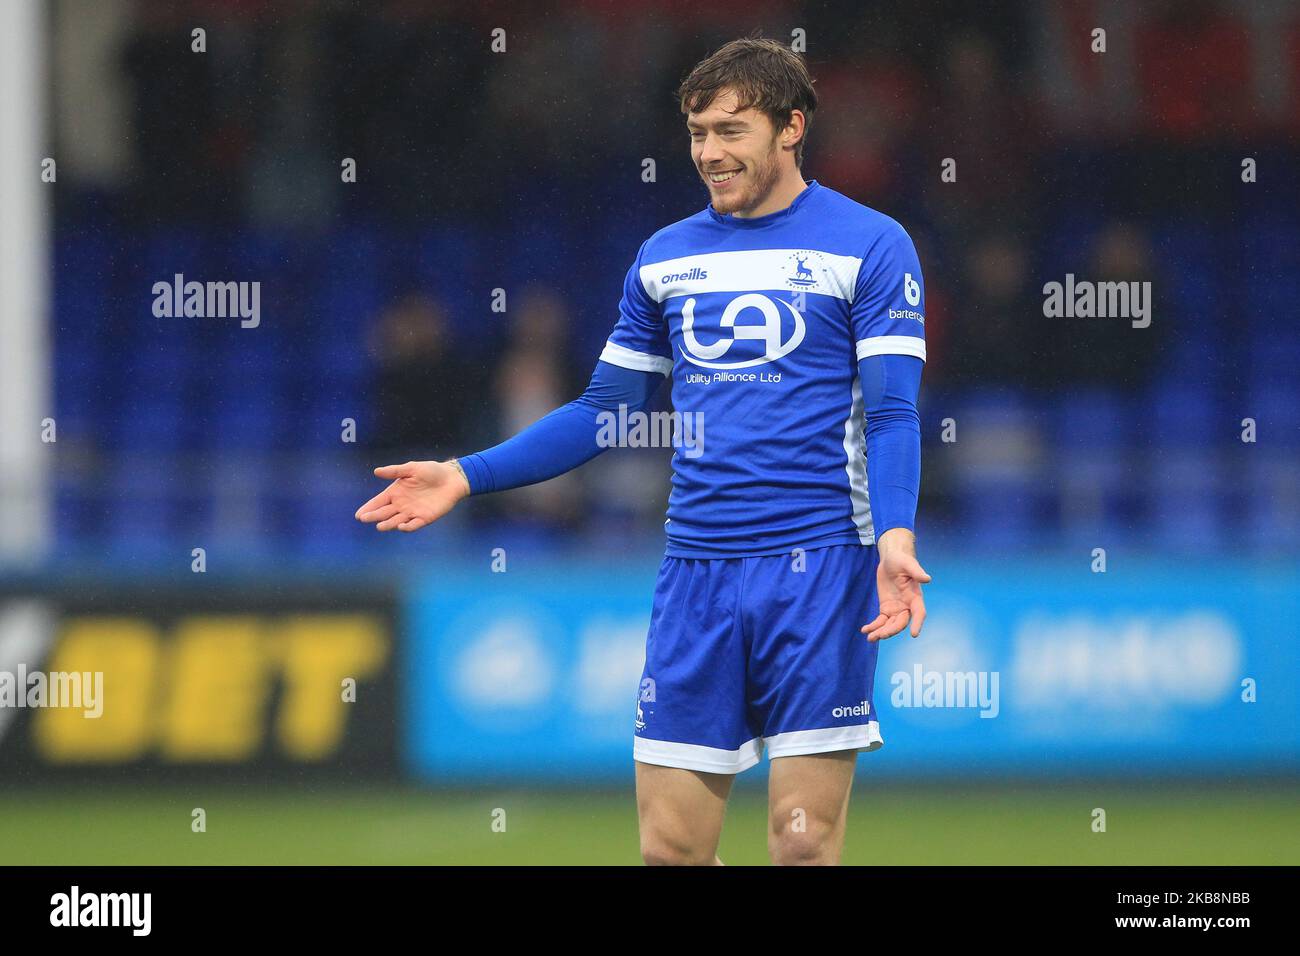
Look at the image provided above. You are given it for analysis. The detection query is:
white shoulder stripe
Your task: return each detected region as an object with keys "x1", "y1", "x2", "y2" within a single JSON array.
[
  {"x1": 640, "y1": 248, "x2": 862, "y2": 303},
  {"x1": 856, "y1": 335, "x2": 926, "y2": 362},
  {"x1": 600, "y1": 340, "x2": 673, "y2": 375}
]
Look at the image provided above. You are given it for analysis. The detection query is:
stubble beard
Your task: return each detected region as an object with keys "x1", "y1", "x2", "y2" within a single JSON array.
[{"x1": 709, "y1": 138, "x2": 782, "y2": 217}]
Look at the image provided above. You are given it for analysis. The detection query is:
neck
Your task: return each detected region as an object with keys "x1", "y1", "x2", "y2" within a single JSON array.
[{"x1": 734, "y1": 168, "x2": 809, "y2": 219}]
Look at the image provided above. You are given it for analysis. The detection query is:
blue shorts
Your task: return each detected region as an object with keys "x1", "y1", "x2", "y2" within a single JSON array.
[{"x1": 633, "y1": 544, "x2": 884, "y2": 774}]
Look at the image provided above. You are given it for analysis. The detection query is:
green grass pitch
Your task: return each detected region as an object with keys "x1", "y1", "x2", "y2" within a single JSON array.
[{"x1": 0, "y1": 782, "x2": 1295, "y2": 866}]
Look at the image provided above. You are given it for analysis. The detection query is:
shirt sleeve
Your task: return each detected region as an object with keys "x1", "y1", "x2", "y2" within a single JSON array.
[
  {"x1": 857, "y1": 352, "x2": 923, "y2": 535},
  {"x1": 597, "y1": 240, "x2": 674, "y2": 375},
  {"x1": 850, "y1": 220, "x2": 927, "y2": 364},
  {"x1": 458, "y1": 359, "x2": 663, "y2": 495}
]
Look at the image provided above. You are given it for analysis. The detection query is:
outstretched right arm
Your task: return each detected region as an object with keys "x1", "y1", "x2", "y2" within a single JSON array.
[
  {"x1": 355, "y1": 358, "x2": 665, "y2": 532},
  {"x1": 358, "y1": 241, "x2": 670, "y2": 532},
  {"x1": 458, "y1": 359, "x2": 663, "y2": 494}
]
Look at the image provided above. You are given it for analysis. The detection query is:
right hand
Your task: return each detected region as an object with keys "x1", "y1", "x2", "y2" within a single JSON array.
[{"x1": 354, "y1": 460, "x2": 471, "y2": 533}]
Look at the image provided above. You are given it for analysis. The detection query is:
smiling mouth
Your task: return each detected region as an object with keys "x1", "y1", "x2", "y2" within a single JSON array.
[{"x1": 706, "y1": 169, "x2": 741, "y2": 184}]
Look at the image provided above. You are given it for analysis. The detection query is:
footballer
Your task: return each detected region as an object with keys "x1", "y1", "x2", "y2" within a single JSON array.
[{"x1": 356, "y1": 37, "x2": 929, "y2": 866}]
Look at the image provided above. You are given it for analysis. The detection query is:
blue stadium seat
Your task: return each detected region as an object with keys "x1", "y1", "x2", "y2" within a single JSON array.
[
  {"x1": 1056, "y1": 389, "x2": 1131, "y2": 542},
  {"x1": 1147, "y1": 382, "x2": 1225, "y2": 547},
  {"x1": 949, "y1": 389, "x2": 1047, "y2": 547}
]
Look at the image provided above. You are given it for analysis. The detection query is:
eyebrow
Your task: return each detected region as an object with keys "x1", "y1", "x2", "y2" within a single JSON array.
[{"x1": 686, "y1": 118, "x2": 751, "y2": 131}]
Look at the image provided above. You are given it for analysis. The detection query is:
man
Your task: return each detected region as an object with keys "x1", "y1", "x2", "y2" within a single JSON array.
[{"x1": 356, "y1": 37, "x2": 929, "y2": 866}]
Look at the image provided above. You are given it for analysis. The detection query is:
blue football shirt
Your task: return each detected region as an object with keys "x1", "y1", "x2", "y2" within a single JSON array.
[{"x1": 601, "y1": 180, "x2": 926, "y2": 558}]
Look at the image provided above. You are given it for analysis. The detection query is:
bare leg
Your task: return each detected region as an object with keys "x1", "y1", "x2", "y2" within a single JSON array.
[
  {"x1": 767, "y1": 750, "x2": 858, "y2": 865},
  {"x1": 635, "y1": 761, "x2": 734, "y2": 865}
]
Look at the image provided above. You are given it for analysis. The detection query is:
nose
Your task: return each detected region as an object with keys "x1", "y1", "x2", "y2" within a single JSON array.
[{"x1": 698, "y1": 132, "x2": 727, "y2": 167}]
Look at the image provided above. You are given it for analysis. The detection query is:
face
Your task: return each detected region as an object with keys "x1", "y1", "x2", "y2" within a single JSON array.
[{"x1": 687, "y1": 88, "x2": 791, "y2": 216}]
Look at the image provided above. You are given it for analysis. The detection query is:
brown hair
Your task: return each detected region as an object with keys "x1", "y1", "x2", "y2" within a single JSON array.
[{"x1": 676, "y1": 36, "x2": 818, "y2": 166}]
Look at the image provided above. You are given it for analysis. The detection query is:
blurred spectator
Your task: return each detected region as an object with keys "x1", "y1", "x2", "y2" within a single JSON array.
[
  {"x1": 484, "y1": 287, "x2": 584, "y2": 526},
  {"x1": 1136, "y1": 0, "x2": 1254, "y2": 141},
  {"x1": 1057, "y1": 222, "x2": 1165, "y2": 389},
  {"x1": 120, "y1": 2, "x2": 231, "y2": 219},
  {"x1": 925, "y1": 31, "x2": 1042, "y2": 235},
  {"x1": 946, "y1": 233, "x2": 1048, "y2": 390},
  {"x1": 368, "y1": 292, "x2": 473, "y2": 460},
  {"x1": 43, "y1": 0, "x2": 1300, "y2": 554},
  {"x1": 814, "y1": 49, "x2": 923, "y2": 203}
]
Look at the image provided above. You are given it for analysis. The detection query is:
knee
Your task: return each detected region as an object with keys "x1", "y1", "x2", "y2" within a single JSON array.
[
  {"x1": 768, "y1": 810, "x2": 841, "y2": 866},
  {"x1": 640, "y1": 832, "x2": 717, "y2": 866}
]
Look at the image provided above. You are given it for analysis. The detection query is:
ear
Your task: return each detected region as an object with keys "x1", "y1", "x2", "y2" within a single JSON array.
[{"x1": 783, "y1": 109, "x2": 806, "y2": 151}]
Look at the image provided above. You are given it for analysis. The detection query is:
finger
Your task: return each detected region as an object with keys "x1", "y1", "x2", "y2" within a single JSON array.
[
  {"x1": 398, "y1": 516, "x2": 428, "y2": 532},
  {"x1": 357, "y1": 504, "x2": 400, "y2": 525},
  {"x1": 867, "y1": 614, "x2": 905, "y2": 642},
  {"x1": 909, "y1": 596, "x2": 927, "y2": 637},
  {"x1": 354, "y1": 490, "x2": 392, "y2": 519},
  {"x1": 373, "y1": 463, "x2": 412, "y2": 480},
  {"x1": 903, "y1": 556, "x2": 932, "y2": 584},
  {"x1": 866, "y1": 611, "x2": 908, "y2": 642},
  {"x1": 860, "y1": 612, "x2": 888, "y2": 634},
  {"x1": 375, "y1": 512, "x2": 409, "y2": 532}
]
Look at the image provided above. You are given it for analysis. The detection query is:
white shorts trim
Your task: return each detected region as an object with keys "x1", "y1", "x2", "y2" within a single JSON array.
[
  {"x1": 764, "y1": 722, "x2": 883, "y2": 759},
  {"x1": 633, "y1": 736, "x2": 762, "y2": 774},
  {"x1": 633, "y1": 724, "x2": 882, "y2": 774}
]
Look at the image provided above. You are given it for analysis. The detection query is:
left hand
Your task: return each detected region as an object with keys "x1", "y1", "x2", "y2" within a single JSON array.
[{"x1": 861, "y1": 528, "x2": 931, "y2": 642}]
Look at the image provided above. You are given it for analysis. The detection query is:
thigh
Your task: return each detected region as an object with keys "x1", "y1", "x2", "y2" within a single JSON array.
[
  {"x1": 635, "y1": 761, "x2": 733, "y2": 866},
  {"x1": 767, "y1": 750, "x2": 858, "y2": 865}
]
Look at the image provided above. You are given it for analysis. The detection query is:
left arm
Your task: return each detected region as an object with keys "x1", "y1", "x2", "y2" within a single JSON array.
[
  {"x1": 858, "y1": 351, "x2": 930, "y2": 641},
  {"x1": 847, "y1": 219, "x2": 932, "y2": 639}
]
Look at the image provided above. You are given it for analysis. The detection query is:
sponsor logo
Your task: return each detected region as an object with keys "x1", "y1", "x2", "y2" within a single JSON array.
[
  {"x1": 680, "y1": 292, "x2": 805, "y2": 370},
  {"x1": 903, "y1": 271, "x2": 921, "y2": 306},
  {"x1": 832, "y1": 699, "x2": 871, "y2": 718},
  {"x1": 661, "y1": 266, "x2": 708, "y2": 283}
]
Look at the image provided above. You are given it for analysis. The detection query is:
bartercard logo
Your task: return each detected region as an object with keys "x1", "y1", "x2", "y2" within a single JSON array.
[{"x1": 903, "y1": 271, "x2": 921, "y2": 306}]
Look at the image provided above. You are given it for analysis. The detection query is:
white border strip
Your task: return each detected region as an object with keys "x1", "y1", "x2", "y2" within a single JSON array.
[
  {"x1": 764, "y1": 722, "x2": 883, "y2": 759},
  {"x1": 842, "y1": 375, "x2": 874, "y2": 545},
  {"x1": 855, "y1": 335, "x2": 926, "y2": 362},
  {"x1": 640, "y1": 248, "x2": 862, "y2": 303},
  {"x1": 600, "y1": 340, "x2": 673, "y2": 376},
  {"x1": 633, "y1": 736, "x2": 762, "y2": 774}
]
